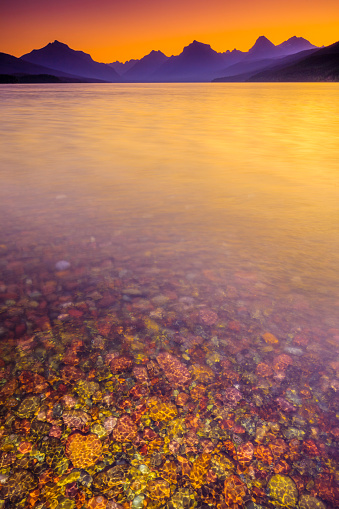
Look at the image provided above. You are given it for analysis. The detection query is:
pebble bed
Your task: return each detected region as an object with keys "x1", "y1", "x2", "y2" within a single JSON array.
[{"x1": 0, "y1": 226, "x2": 338, "y2": 509}]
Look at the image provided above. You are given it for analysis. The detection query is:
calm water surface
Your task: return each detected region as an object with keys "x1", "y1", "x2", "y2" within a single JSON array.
[{"x1": 0, "y1": 83, "x2": 339, "y2": 507}]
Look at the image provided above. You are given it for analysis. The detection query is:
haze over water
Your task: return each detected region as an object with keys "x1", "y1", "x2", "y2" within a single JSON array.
[{"x1": 1, "y1": 84, "x2": 338, "y2": 316}]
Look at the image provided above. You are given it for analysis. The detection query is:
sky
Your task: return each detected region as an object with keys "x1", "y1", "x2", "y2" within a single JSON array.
[{"x1": 1, "y1": 0, "x2": 339, "y2": 62}]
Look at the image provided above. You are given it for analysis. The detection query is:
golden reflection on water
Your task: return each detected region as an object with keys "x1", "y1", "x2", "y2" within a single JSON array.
[{"x1": 0, "y1": 83, "x2": 339, "y2": 313}]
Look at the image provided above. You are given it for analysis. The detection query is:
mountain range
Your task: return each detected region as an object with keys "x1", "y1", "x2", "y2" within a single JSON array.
[{"x1": 0, "y1": 36, "x2": 338, "y2": 83}]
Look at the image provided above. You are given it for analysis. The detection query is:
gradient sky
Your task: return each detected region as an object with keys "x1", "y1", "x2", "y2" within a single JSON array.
[{"x1": 1, "y1": 0, "x2": 338, "y2": 62}]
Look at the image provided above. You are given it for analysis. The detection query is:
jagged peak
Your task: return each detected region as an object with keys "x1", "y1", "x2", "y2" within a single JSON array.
[
  {"x1": 148, "y1": 49, "x2": 167, "y2": 56},
  {"x1": 181, "y1": 40, "x2": 216, "y2": 57},
  {"x1": 48, "y1": 40, "x2": 70, "y2": 49},
  {"x1": 185, "y1": 40, "x2": 212, "y2": 49}
]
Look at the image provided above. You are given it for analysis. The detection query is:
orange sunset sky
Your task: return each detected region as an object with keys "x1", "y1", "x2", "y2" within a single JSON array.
[{"x1": 1, "y1": 0, "x2": 338, "y2": 62}]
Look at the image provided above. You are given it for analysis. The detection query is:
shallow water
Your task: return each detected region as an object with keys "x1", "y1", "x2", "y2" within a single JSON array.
[{"x1": 0, "y1": 83, "x2": 338, "y2": 508}]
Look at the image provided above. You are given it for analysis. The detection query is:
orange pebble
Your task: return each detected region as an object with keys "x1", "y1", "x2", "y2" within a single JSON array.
[
  {"x1": 262, "y1": 332, "x2": 279, "y2": 344},
  {"x1": 18, "y1": 441, "x2": 32, "y2": 454},
  {"x1": 87, "y1": 495, "x2": 107, "y2": 509}
]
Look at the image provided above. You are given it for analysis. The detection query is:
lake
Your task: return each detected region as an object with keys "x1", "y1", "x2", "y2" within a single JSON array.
[{"x1": 0, "y1": 83, "x2": 338, "y2": 508}]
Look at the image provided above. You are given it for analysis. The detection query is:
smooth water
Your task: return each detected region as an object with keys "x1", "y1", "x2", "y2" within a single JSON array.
[
  {"x1": 0, "y1": 83, "x2": 339, "y2": 507},
  {"x1": 1, "y1": 84, "x2": 339, "y2": 313}
]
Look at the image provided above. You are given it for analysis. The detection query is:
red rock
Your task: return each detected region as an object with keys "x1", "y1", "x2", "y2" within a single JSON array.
[
  {"x1": 112, "y1": 414, "x2": 138, "y2": 442},
  {"x1": 256, "y1": 362, "x2": 273, "y2": 377},
  {"x1": 303, "y1": 439, "x2": 320, "y2": 457},
  {"x1": 68, "y1": 308, "x2": 83, "y2": 318},
  {"x1": 34, "y1": 316, "x2": 51, "y2": 331},
  {"x1": 15, "y1": 323, "x2": 27, "y2": 337},
  {"x1": 132, "y1": 365, "x2": 150, "y2": 384},
  {"x1": 233, "y1": 424, "x2": 246, "y2": 434},
  {"x1": 65, "y1": 482, "x2": 78, "y2": 498},
  {"x1": 156, "y1": 352, "x2": 191, "y2": 386},
  {"x1": 224, "y1": 474, "x2": 248, "y2": 506},
  {"x1": 49, "y1": 425, "x2": 62, "y2": 438},
  {"x1": 224, "y1": 388, "x2": 242, "y2": 405},
  {"x1": 143, "y1": 427, "x2": 158, "y2": 441},
  {"x1": 273, "y1": 459, "x2": 291, "y2": 474},
  {"x1": 200, "y1": 308, "x2": 218, "y2": 325},
  {"x1": 97, "y1": 294, "x2": 115, "y2": 308},
  {"x1": 228, "y1": 320, "x2": 242, "y2": 331},
  {"x1": 110, "y1": 356, "x2": 133, "y2": 374},
  {"x1": 273, "y1": 354, "x2": 293, "y2": 372}
]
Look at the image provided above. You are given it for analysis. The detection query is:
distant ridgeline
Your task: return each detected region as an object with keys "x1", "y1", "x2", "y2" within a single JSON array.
[{"x1": 1, "y1": 37, "x2": 338, "y2": 83}]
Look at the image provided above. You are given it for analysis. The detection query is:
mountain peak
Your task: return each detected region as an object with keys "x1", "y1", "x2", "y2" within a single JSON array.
[
  {"x1": 250, "y1": 36, "x2": 275, "y2": 51},
  {"x1": 285, "y1": 36, "x2": 309, "y2": 43},
  {"x1": 277, "y1": 36, "x2": 317, "y2": 53},
  {"x1": 186, "y1": 40, "x2": 212, "y2": 49},
  {"x1": 246, "y1": 36, "x2": 277, "y2": 59},
  {"x1": 149, "y1": 50, "x2": 166, "y2": 56},
  {"x1": 48, "y1": 40, "x2": 70, "y2": 49},
  {"x1": 182, "y1": 40, "x2": 216, "y2": 57},
  {"x1": 20, "y1": 40, "x2": 121, "y2": 82}
]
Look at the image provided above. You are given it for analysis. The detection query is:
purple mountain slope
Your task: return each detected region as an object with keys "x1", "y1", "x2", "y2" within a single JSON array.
[
  {"x1": 3, "y1": 35, "x2": 320, "y2": 83},
  {"x1": 245, "y1": 35, "x2": 316, "y2": 60},
  {"x1": 214, "y1": 36, "x2": 319, "y2": 80},
  {"x1": 248, "y1": 40, "x2": 339, "y2": 81},
  {"x1": 247, "y1": 36, "x2": 277, "y2": 59},
  {"x1": 214, "y1": 57, "x2": 278, "y2": 80},
  {"x1": 123, "y1": 50, "x2": 169, "y2": 81},
  {"x1": 21, "y1": 41, "x2": 121, "y2": 82},
  {"x1": 151, "y1": 40, "x2": 242, "y2": 81},
  {"x1": 140, "y1": 36, "x2": 317, "y2": 81},
  {"x1": 213, "y1": 48, "x2": 319, "y2": 82},
  {"x1": 108, "y1": 59, "x2": 137, "y2": 74},
  {"x1": 277, "y1": 36, "x2": 318, "y2": 54},
  {"x1": 0, "y1": 51, "x2": 97, "y2": 81}
]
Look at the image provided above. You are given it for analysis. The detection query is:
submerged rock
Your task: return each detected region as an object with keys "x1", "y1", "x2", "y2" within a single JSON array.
[{"x1": 267, "y1": 474, "x2": 298, "y2": 508}]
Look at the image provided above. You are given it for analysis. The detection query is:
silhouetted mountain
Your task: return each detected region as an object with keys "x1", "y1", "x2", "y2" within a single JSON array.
[
  {"x1": 123, "y1": 50, "x2": 169, "y2": 81},
  {"x1": 1, "y1": 35, "x2": 326, "y2": 84},
  {"x1": 131, "y1": 36, "x2": 318, "y2": 82},
  {"x1": 277, "y1": 36, "x2": 318, "y2": 54},
  {"x1": 0, "y1": 51, "x2": 74, "y2": 77},
  {"x1": 213, "y1": 49, "x2": 317, "y2": 82},
  {"x1": 155, "y1": 36, "x2": 318, "y2": 82},
  {"x1": 108, "y1": 59, "x2": 137, "y2": 74},
  {"x1": 0, "y1": 51, "x2": 101, "y2": 82},
  {"x1": 150, "y1": 40, "x2": 241, "y2": 82},
  {"x1": 213, "y1": 58, "x2": 278, "y2": 81},
  {"x1": 247, "y1": 36, "x2": 277, "y2": 59},
  {"x1": 213, "y1": 48, "x2": 318, "y2": 82},
  {"x1": 21, "y1": 41, "x2": 121, "y2": 82},
  {"x1": 248, "y1": 41, "x2": 339, "y2": 81},
  {"x1": 245, "y1": 35, "x2": 317, "y2": 61}
]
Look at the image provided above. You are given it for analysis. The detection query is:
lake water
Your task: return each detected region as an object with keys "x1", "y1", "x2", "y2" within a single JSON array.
[{"x1": 0, "y1": 83, "x2": 338, "y2": 508}]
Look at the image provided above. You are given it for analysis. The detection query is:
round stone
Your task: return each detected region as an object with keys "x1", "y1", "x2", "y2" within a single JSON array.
[
  {"x1": 267, "y1": 474, "x2": 298, "y2": 508},
  {"x1": 299, "y1": 494, "x2": 326, "y2": 509},
  {"x1": 65, "y1": 432, "x2": 102, "y2": 469}
]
